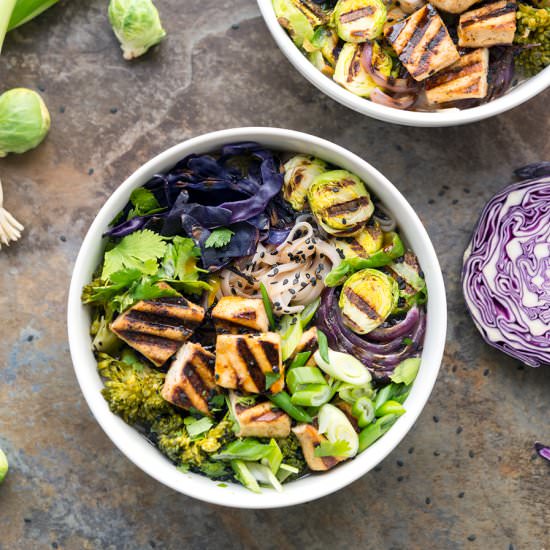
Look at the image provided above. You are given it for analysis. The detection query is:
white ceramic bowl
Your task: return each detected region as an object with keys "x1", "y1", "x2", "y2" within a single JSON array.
[
  {"x1": 68, "y1": 127, "x2": 447, "y2": 508},
  {"x1": 257, "y1": 0, "x2": 550, "y2": 127}
]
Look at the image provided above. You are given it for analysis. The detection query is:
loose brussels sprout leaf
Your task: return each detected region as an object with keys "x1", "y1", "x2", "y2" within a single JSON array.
[
  {"x1": 332, "y1": 220, "x2": 383, "y2": 259},
  {"x1": 307, "y1": 169, "x2": 374, "y2": 236},
  {"x1": 108, "y1": 0, "x2": 166, "y2": 60},
  {"x1": 386, "y1": 251, "x2": 427, "y2": 314},
  {"x1": 273, "y1": 0, "x2": 315, "y2": 47},
  {"x1": 0, "y1": 88, "x2": 50, "y2": 157},
  {"x1": 333, "y1": 42, "x2": 377, "y2": 97},
  {"x1": 283, "y1": 155, "x2": 327, "y2": 210},
  {"x1": 333, "y1": 0, "x2": 387, "y2": 42},
  {"x1": 309, "y1": 49, "x2": 335, "y2": 76},
  {"x1": 339, "y1": 268, "x2": 398, "y2": 334}
]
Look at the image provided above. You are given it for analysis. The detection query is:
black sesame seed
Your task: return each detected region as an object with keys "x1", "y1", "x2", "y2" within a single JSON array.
[
  {"x1": 289, "y1": 289, "x2": 296, "y2": 295},
  {"x1": 282, "y1": 279, "x2": 289, "y2": 285}
]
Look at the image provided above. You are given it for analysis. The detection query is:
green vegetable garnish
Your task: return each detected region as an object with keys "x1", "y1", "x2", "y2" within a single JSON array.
[
  {"x1": 316, "y1": 329, "x2": 329, "y2": 363},
  {"x1": 184, "y1": 416, "x2": 214, "y2": 439},
  {"x1": 268, "y1": 392, "x2": 313, "y2": 423},
  {"x1": 299, "y1": 297, "x2": 321, "y2": 328},
  {"x1": 313, "y1": 439, "x2": 351, "y2": 458},
  {"x1": 375, "y1": 400, "x2": 406, "y2": 417},
  {"x1": 290, "y1": 384, "x2": 332, "y2": 407},
  {"x1": 265, "y1": 371, "x2": 282, "y2": 392},
  {"x1": 260, "y1": 282, "x2": 276, "y2": 330},
  {"x1": 325, "y1": 233, "x2": 405, "y2": 287},
  {"x1": 108, "y1": 0, "x2": 166, "y2": 60},
  {"x1": 0, "y1": 448, "x2": 8, "y2": 483},
  {"x1": 127, "y1": 187, "x2": 162, "y2": 219},
  {"x1": 358, "y1": 414, "x2": 398, "y2": 452},
  {"x1": 212, "y1": 438, "x2": 274, "y2": 462},
  {"x1": 230, "y1": 460, "x2": 261, "y2": 493},
  {"x1": 286, "y1": 367, "x2": 327, "y2": 394},
  {"x1": 351, "y1": 396, "x2": 375, "y2": 428},
  {"x1": 514, "y1": 3, "x2": 550, "y2": 76},
  {"x1": 204, "y1": 228, "x2": 235, "y2": 249},
  {"x1": 390, "y1": 357, "x2": 421, "y2": 386},
  {"x1": 288, "y1": 351, "x2": 312, "y2": 370},
  {"x1": 0, "y1": 88, "x2": 50, "y2": 157}
]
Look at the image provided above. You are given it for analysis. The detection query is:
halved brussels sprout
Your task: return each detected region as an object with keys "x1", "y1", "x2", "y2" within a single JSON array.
[
  {"x1": 283, "y1": 155, "x2": 327, "y2": 210},
  {"x1": 273, "y1": 0, "x2": 328, "y2": 46},
  {"x1": 333, "y1": 0, "x2": 387, "y2": 42},
  {"x1": 333, "y1": 43, "x2": 375, "y2": 97},
  {"x1": 308, "y1": 169, "x2": 374, "y2": 236},
  {"x1": 339, "y1": 268, "x2": 398, "y2": 334},
  {"x1": 332, "y1": 220, "x2": 383, "y2": 259},
  {"x1": 386, "y1": 251, "x2": 427, "y2": 314}
]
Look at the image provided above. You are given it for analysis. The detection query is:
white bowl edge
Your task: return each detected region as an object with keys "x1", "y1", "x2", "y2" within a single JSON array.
[
  {"x1": 257, "y1": 0, "x2": 550, "y2": 127},
  {"x1": 67, "y1": 127, "x2": 447, "y2": 508}
]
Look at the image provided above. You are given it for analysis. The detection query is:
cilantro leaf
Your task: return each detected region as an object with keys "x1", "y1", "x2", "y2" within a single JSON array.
[
  {"x1": 184, "y1": 416, "x2": 214, "y2": 439},
  {"x1": 265, "y1": 372, "x2": 281, "y2": 391},
  {"x1": 127, "y1": 188, "x2": 161, "y2": 219},
  {"x1": 205, "y1": 228, "x2": 235, "y2": 249},
  {"x1": 102, "y1": 230, "x2": 167, "y2": 280},
  {"x1": 160, "y1": 236, "x2": 202, "y2": 280},
  {"x1": 313, "y1": 440, "x2": 351, "y2": 458}
]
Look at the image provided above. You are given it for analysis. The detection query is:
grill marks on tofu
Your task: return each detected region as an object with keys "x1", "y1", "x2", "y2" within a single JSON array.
[
  {"x1": 110, "y1": 297, "x2": 205, "y2": 366},
  {"x1": 385, "y1": 4, "x2": 460, "y2": 81},
  {"x1": 230, "y1": 393, "x2": 291, "y2": 438},
  {"x1": 292, "y1": 424, "x2": 347, "y2": 471},
  {"x1": 161, "y1": 343, "x2": 217, "y2": 416},
  {"x1": 294, "y1": 327, "x2": 318, "y2": 365},
  {"x1": 215, "y1": 333, "x2": 284, "y2": 394},
  {"x1": 458, "y1": 1, "x2": 516, "y2": 48},
  {"x1": 212, "y1": 297, "x2": 269, "y2": 334},
  {"x1": 425, "y1": 48, "x2": 489, "y2": 104}
]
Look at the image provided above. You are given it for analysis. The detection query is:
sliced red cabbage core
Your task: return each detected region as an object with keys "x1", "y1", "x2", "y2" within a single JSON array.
[{"x1": 462, "y1": 168, "x2": 550, "y2": 367}]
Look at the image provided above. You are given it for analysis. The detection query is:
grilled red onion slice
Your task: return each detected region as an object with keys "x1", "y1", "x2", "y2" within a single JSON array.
[
  {"x1": 370, "y1": 88, "x2": 417, "y2": 110},
  {"x1": 360, "y1": 42, "x2": 418, "y2": 94},
  {"x1": 316, "y1": 288, "x2": 426, "y2": 375}
]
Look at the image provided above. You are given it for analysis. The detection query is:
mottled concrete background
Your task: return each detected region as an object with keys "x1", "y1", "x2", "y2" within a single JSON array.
[{"x1": 0, "y1": 1, "x2": 549, "y2": 548}]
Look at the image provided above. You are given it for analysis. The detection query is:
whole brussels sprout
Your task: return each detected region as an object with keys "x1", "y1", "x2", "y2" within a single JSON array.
[
  {"x1": 333, "y1": 0, "x2": 387, "y2": 42},
  {"x1": 332, "y1": 220, "x2": 384, "y2": 258},
  {"x1": 307, "y1": 169, "x2": 374, "y2": 236},
  {"x1": 0, "y1": 88, "x2": 50, "y2": 157},
  {"x1": 0, "y1": 448, "x2": 7, "y2": 483},
  {"x1": 339, "y1": 268, "x2": 398, "y2": 334},
  {"x1": 283, "y1": 154, "x2": 327, "y2": 210},
  {"x1": 108, "y1": 0, "x2": 166, "y2": 60}
]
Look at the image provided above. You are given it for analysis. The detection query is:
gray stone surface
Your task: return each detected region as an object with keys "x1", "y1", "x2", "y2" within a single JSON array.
[{"x1": 0, "y1": 1, "x2": 549, "y2": 548}]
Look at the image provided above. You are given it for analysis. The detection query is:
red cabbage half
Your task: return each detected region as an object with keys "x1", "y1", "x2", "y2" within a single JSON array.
[{"x1": 462, "y1": 164, "x2": 550, "y2": 367}]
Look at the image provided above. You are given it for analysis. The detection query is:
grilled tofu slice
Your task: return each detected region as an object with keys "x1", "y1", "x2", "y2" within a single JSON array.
[
  {"x1": 229, "y1": 392, "x2": 291, "y2": 438},
  {"x1": 458, "y1": 0, "x2": 516, "y2": 48},
  {"x1": 425, "y1": 48, "x2": 489, "y2": 104},
  {"x1": 292, "y1": 424, "x2": 347, "y2": 471},
  {"x1": 110, "y1": 296, "x2": 205, "y2": 367},
  {"x1": 161, "y1": 343, "x2": 218, "y2": 416},
  {"x1": 293, "y1": 327, "x2": 318, "y2": 366},
  {"x1": 429, "y1": 0, "x2": 479, "y2": 14},
  {"x1": 215, "y1": 333, "x2": 284, "y2": 394},
  {"x1": 400, "y1": 0, "x2": 427, "y2": 14},
  {"x1": 384, "y1": 3, "x2": 408, "y2": 33},
  {"x1": 385, "y1": 4, "x2": 460, "y2": 81},
  {"x1": 212, "y1": 297, "x2": 269, "y2": 334}
]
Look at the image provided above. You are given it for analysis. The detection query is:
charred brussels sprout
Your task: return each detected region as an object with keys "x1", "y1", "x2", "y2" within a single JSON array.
[
  {"x1": 332, "y1": 220, "x2": 383, "y2": 258},
  {"x1": 339, "y1": 268, "x2": 398, "y2": 334},
  {"x1": 273, "y1": 0, "x2": 328, "y2": 46},
  {"x1": 305, "y1": 26, "x2": 340, "y2": 75},
  {"x1": 333, "y1": 0, "x2": 387, "y2": 42},
  {"x1": 283, "y1": 155, "x2": 327, "y2": 210},
  {"x1": 309, "y1": 49, "x2": 336, "y2": 75},
  {"x1": 386, "y1": 251, "x2": 427, "y2": 314},
  {"x1": 308, "y1": 169, "x2": 374, "y2": 236}
]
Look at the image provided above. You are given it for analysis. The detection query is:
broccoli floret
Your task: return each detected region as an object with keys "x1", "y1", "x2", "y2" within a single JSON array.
[
  {"x1": 98, "y1": 353, "x2": 171, "y2": 425},
  {"x1": 514, "y1": 3, "x2": 550, "y2": 76},
  {"x1": 152, "y1": 413, "x2": 236, "y2": 470},
  {"x1": 277, "y1": 433, "x2": 307, "y2": 478}
]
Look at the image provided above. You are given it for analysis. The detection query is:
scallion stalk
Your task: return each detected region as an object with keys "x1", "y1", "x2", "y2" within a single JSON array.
[
  {"x1": 8, "y1": 0, "x2": 59, "y2": 31},
  {"x1": 0, "y1": 0, "x2": 17, "y2": 53}
]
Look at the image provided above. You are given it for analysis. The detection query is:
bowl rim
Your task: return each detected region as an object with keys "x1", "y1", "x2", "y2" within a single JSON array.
[
  {"x1": 257, "y1": 0, "x2": 550, "y2": 128},
  {"x1": 67, "y1": 127, "x2": 447, "y2": 508}
]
